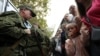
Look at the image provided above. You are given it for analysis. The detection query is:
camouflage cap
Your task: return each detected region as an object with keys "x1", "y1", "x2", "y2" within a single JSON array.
[{"x1": 18, "y1": 5, "x2": 36, "y2": 17}]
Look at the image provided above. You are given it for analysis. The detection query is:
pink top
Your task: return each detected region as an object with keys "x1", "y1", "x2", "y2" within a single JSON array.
[{"x1": 82, "y1": 0, "x2": 100, "y2": 27}]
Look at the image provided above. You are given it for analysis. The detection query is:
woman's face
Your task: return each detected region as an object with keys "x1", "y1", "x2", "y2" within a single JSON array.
[
  {"x1": 66, "y1": 24, "x2": 78, "y2": 38},
  {"x1": 69, "y1": 5, "x2": 75, "y2": 14}
]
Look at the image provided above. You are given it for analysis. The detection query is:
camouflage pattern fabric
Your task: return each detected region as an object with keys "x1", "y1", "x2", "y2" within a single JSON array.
[{"x1": 0, "y1": 11, "x2": 51, "y2": 56}]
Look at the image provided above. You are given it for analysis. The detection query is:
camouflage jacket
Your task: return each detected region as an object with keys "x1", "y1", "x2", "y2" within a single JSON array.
[
  {"x1": 0, "y1": 11, "x2": 51, "y2": 56},
  {"x1": 0, "y1": 11, "x2": 27, "y2": 45},
  {"x1": 25, "y1": 28, "x2": 51, "y2": 56}
]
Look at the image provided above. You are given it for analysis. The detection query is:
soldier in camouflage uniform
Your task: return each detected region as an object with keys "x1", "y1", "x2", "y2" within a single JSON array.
[
  {"x1": 0, "y1": 5, "x2": 51, "y2": 56},
  {"x1": 0, "y1": 5, "x2": 35, "y2": 56},
  {"x1": 18, "y1": 5, "x2": 51, "y2": 56}
]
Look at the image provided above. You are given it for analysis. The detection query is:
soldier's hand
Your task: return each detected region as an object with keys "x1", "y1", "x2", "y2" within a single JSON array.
[{"x1": 24, "y1": 29, "x2": 31, "y2": 35}]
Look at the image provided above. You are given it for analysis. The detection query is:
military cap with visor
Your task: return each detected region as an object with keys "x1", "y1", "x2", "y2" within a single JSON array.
[{"x1": 18, "y1": 5, "x2": 36, "y2": 17}]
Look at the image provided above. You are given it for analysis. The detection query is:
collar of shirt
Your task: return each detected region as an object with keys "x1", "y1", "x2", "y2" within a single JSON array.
[{"x1": 24, "y1": 20, "x2": 32, "y2": 29}]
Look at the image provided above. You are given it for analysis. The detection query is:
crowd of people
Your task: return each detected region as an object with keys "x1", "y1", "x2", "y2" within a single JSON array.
[
  {"x1": 51, "y1": 4, "x2": 82, "y2": 56},
  {"x1": 51, "y1": 0, "x2": 100, "y2": 56}
]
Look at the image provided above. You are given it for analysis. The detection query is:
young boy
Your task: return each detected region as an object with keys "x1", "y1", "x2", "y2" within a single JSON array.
[{"x1": 65, "y1": 23, "x2": 89, "y2": 56}]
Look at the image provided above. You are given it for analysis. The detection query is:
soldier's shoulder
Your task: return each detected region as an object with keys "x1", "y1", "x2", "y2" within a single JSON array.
[{"x1": 0, "y1": 11, "x2": 17, "y2": 16}]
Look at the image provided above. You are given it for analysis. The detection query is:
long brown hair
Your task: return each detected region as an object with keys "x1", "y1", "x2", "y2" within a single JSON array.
[{"x1": 75, "y1": 1, "x2": 86, "y2": 17}]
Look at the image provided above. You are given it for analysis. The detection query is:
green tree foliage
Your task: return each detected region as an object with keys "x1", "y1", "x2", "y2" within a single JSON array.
[
  {"x1": 11, "y1": 0, "x2": 53, "y2": 37},
  {"x1": 11, "y1": 0, "x2": 49, "y2": 27}
]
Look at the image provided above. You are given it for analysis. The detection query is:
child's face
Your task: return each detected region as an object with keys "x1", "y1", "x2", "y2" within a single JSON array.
[{"x1": 67, "y1": 25, "x2": 78, "y2": 38}]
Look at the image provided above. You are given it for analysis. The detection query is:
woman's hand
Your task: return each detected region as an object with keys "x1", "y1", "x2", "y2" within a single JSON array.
[{"x1": 65, "y1": 39, "x2": 75, "y2": 56}]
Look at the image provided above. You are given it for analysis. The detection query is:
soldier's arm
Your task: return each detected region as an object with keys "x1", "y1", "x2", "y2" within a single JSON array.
[
  {"x1": 5, "y1": 26, "x2": 27, "y2": 39},
  {"x1": 0, "y1": 17, "x2": 27, "y2": 39},
  {"x1": 31, "y1": 27, "x2": 45, "y2": 42}
]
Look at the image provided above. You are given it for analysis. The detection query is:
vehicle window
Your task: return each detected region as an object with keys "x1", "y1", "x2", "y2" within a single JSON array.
[
  {"x1": 6, "y1": 1, "x2": 17, "y2": 12},
  {"x1": 0, "y1": 0, "x2": 17, "y2": 14},
  {"x1": 0, "y1": 0, "x2": 4, "y2": 14}
]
